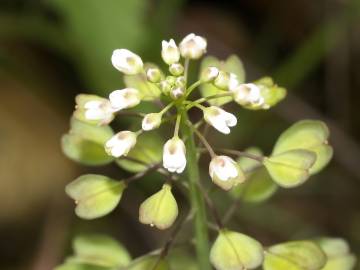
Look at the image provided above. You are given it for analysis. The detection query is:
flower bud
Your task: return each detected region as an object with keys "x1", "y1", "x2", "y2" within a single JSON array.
[
  {"x1": 179, "y1": 33, "x2": 207, "y2": 59},
  {"x1": 166, "y1": 75, "x2": 177, "y2": 85},
  {"x1": 109, "y1": 88, "x2": 141, "y2": 111},
  {"x1": 74, "y1": 94, "x2": 114, "y2": 125},
  {"x1": 161, "y1": 39, "x2": 180, "y2": 65},
  {"x1": 159, "y1": 80, "x2": 172, "y2": 94},
  {"x1": 209, "y1": 155, "x2": 245, "y2": 190},
  {"x1": 170, "y1": 86, "x2": 185, "y2": 100},
  {"x1": 142, "y1": 113, "x2": 162, "y2": 131},
  {"x1": 169, "y1": 63, "x2": 184, "y2": 76},
  {"x1": 139, "y1": 184, "x2": 178, "y2": 230},
  {"x1": 146, "y1": 68, "x2": 162, "y2": 83},
  {"x1": 175, "y1": 76, "x2": 186, "y2": 87},
  {"x1": 163, "y1": 137, "x2": 186, "y2": 173},
  {"x1": 213, "y1": 71, "x2": 230, "y2": 89},
  {"x1": 203, "y1": 106, "x2": 237, "y2": 134},
  {"x1": 105, "y1": 131, "x2": 137, "y2": 157},
  {"x1": 210, "y1": 229, "x2": 264, "y2": 270},
  {"x1": 201, "y1": 66, "x2": 219, "y2": 82},
  {"x1": 228, "y1": 73, "x2": 239, "y2": 91},
  {"x1": 232, "y1": 83, "x2": 264, "y2": 108},
  {"x1": 111, "y1": 49, "x2": 143, "y2": 75}
]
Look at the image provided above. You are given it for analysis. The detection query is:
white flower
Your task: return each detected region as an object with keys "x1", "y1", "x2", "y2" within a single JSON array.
[
  {"x1": 209, "y1": 156, "x2": 245, "y2": 190},
  {"x1": 111, "y1": 49, "x2": 143, "y2": 75},
  {"x1": 228, "y1": 73, "x2": 240, "y2": 91},
  {"x1": 233, "y1": 83, "x2": 264, "y2": 106},
  {"x1": 161, "y1": 39, "x2": 180, "y2": 65},
  {"x1": 109, "y1": 88, "x2": 141, "y2": 111},
  {"x1": 105, "y1": 131, "x2": 137, "y2": 157},
  {"x1": 163, "y1": 137, "x2": 186, "y2": 173},
  {"x1": 83, "y1": 99, "x2": 114, "y2": 123},
  {"x1": 201, "y1": 66, "x2": 219, "y2": 82},
  {"x1": 179, "y1": 33, "x2": 207, "y2": 59},
  {"x1": 203, "y1": 106, "x2": 237, "y2": 134},
  {"x1": 142, "y1": 113, "x2": 162, "y2": 131}
]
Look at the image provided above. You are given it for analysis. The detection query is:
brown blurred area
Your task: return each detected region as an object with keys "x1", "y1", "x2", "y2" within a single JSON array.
[{"x1": 0, "y1": 0, "x2": 360, "y2": 269}]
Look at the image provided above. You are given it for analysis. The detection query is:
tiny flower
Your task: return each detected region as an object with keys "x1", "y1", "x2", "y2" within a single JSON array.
[
  {"x1": 142, "y1": 113, "x2": 162, "y2": 131},
  {"x1": 74, "y1": 94, "x2": 115, "y2": 125},
  {"x1": 233, "y1": 83, "x2": 264, "y2": 106},
  {"x1": 111, "y1": 49, "x2": 143, "y2": 75},
  {"x1": 201, "y1": 66, "x2": 219, "y2": 82},
  {"x1": 163, "y1": 137, "x2": 187, "y2": 173},
  {"x1": 161, "y1": 39, "x2": 180, "y2": 65},
  {"x1": 203, "y1": 106, "x2": 237, "y2": 134},
  {"x1": 169, "y1": 63, "x2": 184, "y2": 76},
  {"x1": 105, "y1": 131, "x2": 137, "y2": 157},
  {"x1": 139, "y1": 184, "x2": 178, "y2": 229},
  {"x1": 170, "y1": 86, "x2": 185, "y2": 100},
  {"x1": 209, "y1": 155, "x2": 245, "y2": 190},
  {"x1": 214, "y1": 71, "x2": 230, "y2": 89},
  {"x1": 109, "y1": 88, "x2": 141, "y2": 111},
  {"x1": 146, "y1": 67, "x2": 162, "y2": 83},
  {"x1": 179, "y1": 33, "x2": 207, "y2": 59},
  {"x1": 228, "y1": 73, "x2": 240, "y2": 91}
]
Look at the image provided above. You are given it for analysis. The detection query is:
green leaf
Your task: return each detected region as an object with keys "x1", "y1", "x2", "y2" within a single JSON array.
[
  {"x1": 316, "y1": 238, "x2": 356, "y2": 270},
  {"x1": 199, "y1": 55, "x2": 245, "y2": 106},
  {"x1": 264, "y1": 149, "x2": 316, "y2": 188},
  {"x1": 272, "y1": 120, "x2": 333, "y2": 174},
  {"x1": 71, "y1": 234, "x2": 131, "y2": 268},
  {"x1": 263, "y1": 241, "x2": 327, "y2": 270},
  {"x1": 116, "y1": 132, "x2": 163, "y2": 172},
  {"x1": 231, "y1": 167, "x2": 278, "y2": 203},
  {"x1": 210, "y1": 229, "x2": 264, "y2": 270},
  {"x1": 62, "y1": 118, "x2": 114, "y2": 166},
  {"x1": 139, "y1": 184, "x2": 178, "y2": 230},
  {"x1": 124, "y1": 255, "x2": 169, "y2": 270},
  {"x1": 123, "y1": 64, "x2": 162, "y2": 101},
  {"x1": 66, "y1": 174, "x2": 126, "y2": 219}
]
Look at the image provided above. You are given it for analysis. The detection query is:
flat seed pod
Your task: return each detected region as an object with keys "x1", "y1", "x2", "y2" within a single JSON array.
[
  {"x1": 66, "y1": 174, "x2": 125, "y2": 219},
  {"x1": 139, "y1": 184, "x2": 178, "y2": 230},
  {"x1": 264, "y1": 149, "x2": 316, "y2": 188},
  {"x1": 210, "y1": 229, "x2": 264, "y2": 270},
  {"x1": 263, "y1": 241, "x2": 327, "y2": 270},
  {"x1": 272, "y1": 120, "x2": 333, "y2": 174},
  {"x1": 125, "y1": 255, "x2": 169, "y2": 270}
]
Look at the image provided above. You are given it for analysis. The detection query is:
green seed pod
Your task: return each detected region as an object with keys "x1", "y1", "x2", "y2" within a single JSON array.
[
  {"x1": 139, "y1": 184, "x2": 178, "y2": 230},
  {"x1": 169, "y1": 63, "x2": 184, "y2": 76},
  {"x1": 210, "y1": 229, "x2": 264, "y2": 270},
  {"x1": 66, "y1": 174, "x2": 126, "y2": 219},
  {"x1": 213, "y1": 71, "x2": 230, "y2": 90},
  {"x1": 263, "y1": 241, "x2": 327, "y2": 270},
  {"x1": 317, "y1": 238, "x2": 356, "y2": 270}
]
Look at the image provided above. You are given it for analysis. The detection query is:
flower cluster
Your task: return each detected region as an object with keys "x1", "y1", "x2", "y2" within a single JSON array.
[{"x1": 73, "y1": 33, "x2": 286, "y2": 190}]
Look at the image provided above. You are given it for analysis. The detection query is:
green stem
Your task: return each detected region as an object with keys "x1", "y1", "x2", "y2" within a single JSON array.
[{"x1": 181, "y1": 111, "x2": 211, "y2": 270}]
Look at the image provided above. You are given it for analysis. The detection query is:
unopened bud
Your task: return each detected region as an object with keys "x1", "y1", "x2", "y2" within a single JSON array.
[
  {"x1": 170, "y1": 86, "x2": 185, "y2": 100},
  {"x1": 146, "y1": 68, "x2": 161, "y2": 83},
  {"x1": 161, "y1": 39, "x2": 180, "y2": 65},
  {"x1": 179, "y1": 33, "x2": 207, "y2": 59},
  {"x1": 175, "y1": 76, "x2": 186, "y2": 87},
  {"x1": 159, "y1": 80, "x2": 172, "y2": 94},
  {"x1": 169, "y1": 63, "x2": 184, "y2": 76},
  {"x1": 201, "y1": 66, "x2": 219, "y2": 82},
  {"x1": 111, "y1": 49, "x2": 143, "y2": 75},
  {"x1": 214, "y1": 71, "x2": 230, "y2": 89},
  {"x1": 142, "y1": 113, "x2": 162, "y2": 131}
]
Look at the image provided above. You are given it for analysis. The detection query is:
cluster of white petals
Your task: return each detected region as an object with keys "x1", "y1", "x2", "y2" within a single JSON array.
[
  {"x1": 105, "y1": 131, "x2": 137, "y2": 158},
  {"x1": 111, "y1": 49, "x2": 143, "y2": 75},
  {"x1": 163, "y1": 137, "x2": 187, "y2": 173},
  {"x1": 203, "y1": 106, "x2": 237, "y2": 134},
  {"x1": 209, "y1": 155, "x2": 240, "y2": 181},
  {"x1": 161, "y1": 39, "x2": 180, "y2": 65},
  {"x1": 83, "y1": 99, "x2": 114, "y2": 124},
  {"x1": 179, "y1": 33, "x2": 207, "y2": 59},
  {"x1": 109, "y1": 88, "x2": 141, "y2": 111}
]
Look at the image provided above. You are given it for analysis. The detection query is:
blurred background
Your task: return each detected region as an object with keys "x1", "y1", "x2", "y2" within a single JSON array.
[{"x1": 0, "y1": 0, "x2": 360, "y2": 269}]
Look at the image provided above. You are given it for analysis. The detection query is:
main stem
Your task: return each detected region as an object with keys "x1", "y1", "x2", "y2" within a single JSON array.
[{"x1": 181, "y1": 111, "x2": 211, "y2": 270}]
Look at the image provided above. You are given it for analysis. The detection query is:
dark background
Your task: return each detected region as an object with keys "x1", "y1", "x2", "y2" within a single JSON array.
[{"x1": 0, "y1": 0, "x2": 359, "y2": 269}]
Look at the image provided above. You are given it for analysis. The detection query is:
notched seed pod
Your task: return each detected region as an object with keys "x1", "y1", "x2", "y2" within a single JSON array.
[{"x1": 139, "y1": 184, "x2": 178, "y2": 230}]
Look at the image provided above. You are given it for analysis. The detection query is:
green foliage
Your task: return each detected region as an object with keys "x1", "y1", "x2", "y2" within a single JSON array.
[
  {"x1": 317, "y1": 238, "x2": 357, "y2": 270},
  {"x1": 66, "y1": 174, "x2": 125, "y2": 219},
  {"x1": 61, "y1": 118, "x2": 114, "y2": 166},
  {"x1": 263, "y1": 241, "x2": 327, "y2": 270},
  {"x1": 56, "y1": 234, "x2": 131, "y2": 270},
  {"x1": 210, "y1": 229, "x2": 264, "y2": 270},
  {"x1": 272, "y1": 120, "x2": 333, "y2": 174},
  {"x1": 116, "y1": 132, "x2": 163, "y2": 172},
  {"x1": 199, "y1": 55, "x2": 245, "y2": 106},
  {"x1": 139, "y1": 184, "x2": 178, "y2": 230},
  {"x1": 264, "y1": 149, "x2": 316, "y2": 188}
]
